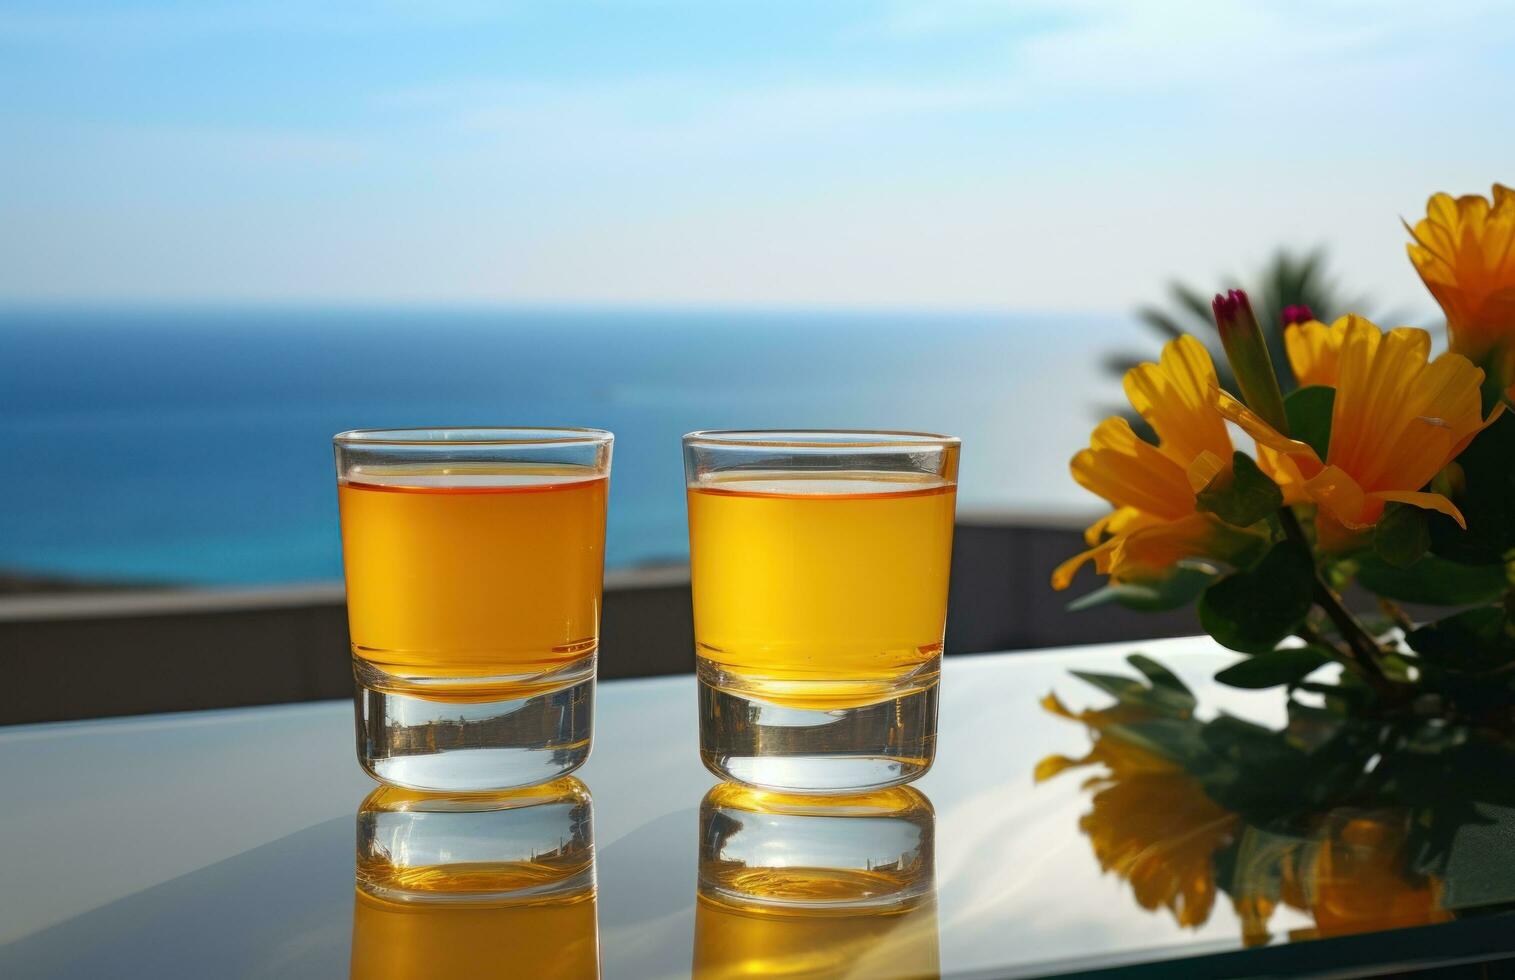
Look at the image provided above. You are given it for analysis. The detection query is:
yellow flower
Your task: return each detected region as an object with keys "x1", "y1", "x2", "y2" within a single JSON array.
[
  {"x1": 1232, "y1": 811, "x2": 1448, "y2": 945},
  {"x1": 1217, "y1": 316, "x2": 1502, "y2": 539},
  {"x1": 1406, "y1": 184, "x2": 1515, "y2": 375},
  {"x1": 1053, "y1": 336, "x2": 1271, "y2": 589},
  {"x1": 1308, "y1": 813, "x2": 1449, "y2": 938},
  {"x1": 1284, "y1": 316, "x2": 1350, "y2": 388},
  {"x1": 1037, "y1": 693, "x2": 1236, "y2": 928},
  {"x1": 1034, "y1": 692, "x2": 1178, "y2": 781}
]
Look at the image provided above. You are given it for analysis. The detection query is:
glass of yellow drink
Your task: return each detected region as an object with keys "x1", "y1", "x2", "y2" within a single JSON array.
[
  {"x1": 692, "y1": 782, "x2": 938, "y2": 979},
  {"x1": 683, "y1": 430, "x2": 959, "y2": 792},
  {"x1": 351, "y1": 778, "x2": 599, "y2": 979},
  {"x1": 335, "y1": 427, "x2": 612, "y2": 791}
]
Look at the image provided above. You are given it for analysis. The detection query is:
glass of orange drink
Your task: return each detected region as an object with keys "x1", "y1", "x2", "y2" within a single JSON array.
[
  {"x1": 683, "y1": 430, "x2": 959, "y2": 792},
  {"x1": 335, "y1": 427, "x2": 612, "y2": 791}
]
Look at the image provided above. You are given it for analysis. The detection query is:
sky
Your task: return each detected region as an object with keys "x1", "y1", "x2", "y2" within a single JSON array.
[{"x1": 2, "y1": 0, "x2": 1513, "y2": 314}]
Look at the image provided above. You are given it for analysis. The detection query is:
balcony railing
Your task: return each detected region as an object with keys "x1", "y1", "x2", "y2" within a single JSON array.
[{"x1": 0, "y1": 517, "x2": 1202, "y2": 724}]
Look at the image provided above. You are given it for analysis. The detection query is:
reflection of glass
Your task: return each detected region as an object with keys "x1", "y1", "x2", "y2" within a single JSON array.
[
  {"x1": 350, "y1": 778, "x2": 600, "y2": 979},
  {"x1": 684, "y1": 430, "x2": 959, "y2": 793},
  {"x1": 692, "y1": 782, "x2": 939, "y2": 979},
  {"x1": 335, "y1": 427, "x2": 612, "y2": 792}
]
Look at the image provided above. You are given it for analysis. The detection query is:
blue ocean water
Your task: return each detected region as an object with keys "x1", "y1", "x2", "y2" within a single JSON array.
[{"x1": 0, "y1": 308, "x2": 1128, "y2": 585}]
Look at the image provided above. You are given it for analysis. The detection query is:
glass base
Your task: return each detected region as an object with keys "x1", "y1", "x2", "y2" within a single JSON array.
[
  {"x1": 697, "y1": 657, "x2": 939, "y2": 794},
  {"x1": 354, "y1": 654, "x2": 594, "y2": 792}
]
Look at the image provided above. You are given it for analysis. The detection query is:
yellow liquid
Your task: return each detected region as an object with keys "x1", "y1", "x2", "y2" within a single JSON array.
[
  {"x1": 337, "y1": 465, "x2": 607, "y2": 694},
  {"x1": 693, "y1": 890, "x2": 939, "y2": 979},
  {"x1": 353, "y1": 779, "x2": 598, "y2": 979},
  {"x1": 351, "y1": 886, "x2": 599, "y2": 980},
  {"x1": 687, "y1": 472, "x2": 955, "y2": 706}
]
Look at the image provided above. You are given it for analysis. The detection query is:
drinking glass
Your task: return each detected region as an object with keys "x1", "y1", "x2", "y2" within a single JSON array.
[
  {"x1": 683, "y1": 430, "x2": 959, "y2": 792},
  {"x1": 335, "y1": 427, "x2": 612, "y2": 791},
  {"x1": 352, "y1": 778, "x2": 599, "y2": 979},
  {"x1": 693, "y1": 782, "x2": 939, "y2": 978}
]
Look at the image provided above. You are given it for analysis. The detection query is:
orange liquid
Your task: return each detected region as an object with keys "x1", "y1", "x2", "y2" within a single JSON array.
[
  {"x1": 693, "y1": 893, "x2": 939, "y2": 979},
  {"x1": 351, "y1": 887, "x2": 599, "y2": 980},
  {"x1": 353, "y1": 777, "x2": 599, "y2": 978},
  {"x1": 687, "y1": 472, "x2": 955, "y2": 706},
  {"x1": 337, "y1": 466, "x2": 607, "y2": 692}
]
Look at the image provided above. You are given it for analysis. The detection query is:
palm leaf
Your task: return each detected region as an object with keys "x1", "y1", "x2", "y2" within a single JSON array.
[
  {"x1": 1104, "y1": 247, "x2": 1379, "y2": 439},
  {"x1": 1135, "y1": 307, "x2": 1190, "y2": 341}
]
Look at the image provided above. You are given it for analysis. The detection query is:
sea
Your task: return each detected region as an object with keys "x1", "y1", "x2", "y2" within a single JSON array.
[{"x1": 0, "y1": 307, "x2": 1134, "y2": 586}]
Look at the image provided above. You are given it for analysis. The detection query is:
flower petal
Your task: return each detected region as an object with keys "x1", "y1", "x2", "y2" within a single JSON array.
[
  {"x1": 1285, "y1": 318, "x2": 1348, "y2": 389},
  {"x1": 1035, "y1": 753, "x2": 1092, "y2": 783},
  {"x1": 1369, "y1": 490, "x2": 1467, "y2": 529},
  {"x1": 1310, "y1": 317, "x2": 1493, "y2": 500},
  {"x1": 1186, "y1": 449, "x2": 1227, "y2": 494},
  {"x1": 1072, "y1": 418, "x2": 1197, "y2": 519},
  {"x1": 1052, "y1": 536, "x2": 1120, "y2": 590},
  {"x1": 1303, "y1": 465, "x2": 1371, "y2": 529},
  {"x1": 1256, "y1": 444, "x2": 1310, "y2": 505},
  {"x1": 1124, "y1": 336, "x2": 1233, "y2": 469},
  {"x1": 1407, "y1": 184, "x2": 1515, "y2": 360},
  {"x1": 1083, "y1": 506, "x2": 1159, "y2": 547},
  {"x1": 1213, "y1": 388, "x2": 1320, "y2": 459},
  {"x1": 1108, "y1": 512, "x2": 1260, "y2": 582}
]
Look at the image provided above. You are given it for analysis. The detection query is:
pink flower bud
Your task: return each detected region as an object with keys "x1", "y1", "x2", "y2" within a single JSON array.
[{"x1": 1282, "y1": 304, "x2": 1316, "y2": 327}]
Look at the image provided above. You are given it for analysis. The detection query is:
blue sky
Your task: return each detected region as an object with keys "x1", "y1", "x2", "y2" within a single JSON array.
[{"x1": 2, "y1": 0, "x2": 1513, "y2": 313}]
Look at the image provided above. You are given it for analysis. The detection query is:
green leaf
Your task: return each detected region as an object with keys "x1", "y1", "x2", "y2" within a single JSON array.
[
  {"x1": 1374, "y1": 502, "x2": 1431, "y2": 568},
  {"x1": 1199, "y1": 714, "x2": 1312, "y2": 788},
  {"x1": 1355, "y1": 553, "x2": 1509, "y2": 606},
  {"x1": 1283, "y1": 385, "x2": 1335, "y2": 459},
  {"x1": 1294, "y1": 679, "x2": 1371, "y2": 712},
  {"x1": 1214, "y1": 646, "x2": 1331, "y2": 689},
  {"x1": 1408, "y1": 606, "x2": 1515, "y2": 674},
  {"x1": 1199, "y1": 541, "x2": 1316, "y2": 653},
  {"x1": 1067, "y1": 564, "x2": 1213, "y2": 613},
  {"x1": 1126, "y1": 653, "x2": 1191, "y2": 694},
  {"x1": 1125, "y1": 654, "x2": 1197, "y2": 712},
  {"x1": 1224, "y1": 825, "x2": 1309, "y2": 917},
  {"x1": 1070, "y1": 669, "x2": 1194, "y2": 718},
  {"x1": 1135, "y1": 306, "x2": 1189, "y2": 341},
  {"x1": 1196, "y1": 451, "x2": 1283, "y2": 527},
  {"x1": 1429, "y1": 410, "x2": 1515, "y2": 565},
  {"x1": 1102, "y1": 717, "x2": 1216, "y2": 771}
]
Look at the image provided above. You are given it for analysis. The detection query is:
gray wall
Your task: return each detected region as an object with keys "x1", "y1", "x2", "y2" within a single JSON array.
[{"x1": 0, "y1": 520, "x2": 1199, "y2": 725}]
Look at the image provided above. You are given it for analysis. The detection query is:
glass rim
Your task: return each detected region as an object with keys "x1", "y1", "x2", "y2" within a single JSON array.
[
  {"x1": 682, "y1": 428, "x2": 959, "y2": 449},
  {"x1": 333, "y1": 426, "x2": 613, "y2": 448}
]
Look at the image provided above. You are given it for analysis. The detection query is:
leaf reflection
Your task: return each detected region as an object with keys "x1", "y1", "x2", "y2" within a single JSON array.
[{"x1": 1037, "y1": 655, "x2": 1515, "y2": 945}]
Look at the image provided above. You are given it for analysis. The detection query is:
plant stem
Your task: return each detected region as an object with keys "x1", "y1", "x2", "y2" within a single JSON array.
[
  {"x1": 1295, "y1": 620, "x2": 1354, "y2": 666},
  {"x1": 1277, "y1": 507, "x2": 1390, "y2": 685},
  {"x1": 1378, "y1": 598, "x2": 1416, "y2": 636}
]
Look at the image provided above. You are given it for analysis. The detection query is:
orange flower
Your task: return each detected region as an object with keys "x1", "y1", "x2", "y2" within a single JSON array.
[
  {"x1": 1283, "y1": 316, "x2": 1350, "y2": 388},
  {"x1": 1054, "y1": 336, "x2": 1272, "y2": 589},
  {"x1": 1217, "y1": 316, "x2": 1502, "y2": 540},
  {"x1": 1309, "y1": 812, "x2": 1450, "y2": 938},
  {"x1": 1406, "y1": 184, "x2": 1515, "y2": 376},
  {"x1": 1232, "y1": 810, "x2": 1448, "y2": 945}
]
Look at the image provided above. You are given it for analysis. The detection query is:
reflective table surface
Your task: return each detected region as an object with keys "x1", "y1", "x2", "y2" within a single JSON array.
[{"x1": 4, "y1": 636, "x2": 1515, "y2": 979}]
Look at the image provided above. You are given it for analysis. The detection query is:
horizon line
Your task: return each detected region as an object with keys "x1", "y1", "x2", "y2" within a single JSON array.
[{"x1": 0, "y1": 297, "x2": 1136, "y2": 319}]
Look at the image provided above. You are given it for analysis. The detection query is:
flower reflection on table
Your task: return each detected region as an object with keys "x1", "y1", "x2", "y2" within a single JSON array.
[
  {"x1": 1034, "y1": 663, "x2": 1515, "y2": 947},
  {"x1": 349, "y1": 777, "x2": 600, "y2": 979},
  {"x1": 693, "y1": 782, "x2": 940, "y2": 979}
]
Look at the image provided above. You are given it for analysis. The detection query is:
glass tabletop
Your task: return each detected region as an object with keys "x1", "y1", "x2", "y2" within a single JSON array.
[{"x1": 3, "y1": 636, "x2": 1514, "y2": 979}]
